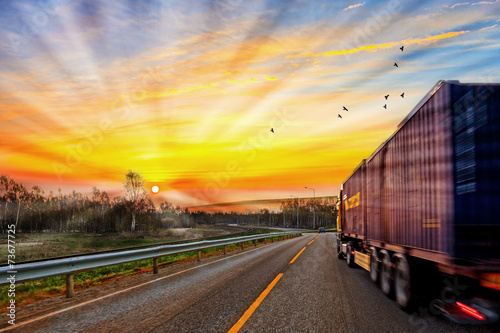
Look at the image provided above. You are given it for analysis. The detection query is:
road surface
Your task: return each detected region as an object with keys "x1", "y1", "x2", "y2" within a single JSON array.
[{"x1": 2, "y1": 233, "x2": 498, "y2": 332}]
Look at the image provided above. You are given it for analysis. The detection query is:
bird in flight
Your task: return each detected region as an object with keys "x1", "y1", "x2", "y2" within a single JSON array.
[
  {"x1": 400, "y1": 92, "x2": 405, "y2": 98},
  {"x1": 384, "y1": 94, "x2": 389, "y2": 100},
  {"x1": 270, "y1": 128, "x2": 274, "y2": 133},
  {"x1": 394, "y1": 62, "x2": 398, "y2": 67},
  {"x1": 338, "y1": 114, "x2": 342, "y2": 118},
  {"x1": 383, "y1": 104, "x2": 387, "y2": 109},
  {"x1": 343, "y1": 106, "x2": 348, "y2": 111},
  {"x1": 400, "y1": 46, "x2": 404, "y2": 51}
]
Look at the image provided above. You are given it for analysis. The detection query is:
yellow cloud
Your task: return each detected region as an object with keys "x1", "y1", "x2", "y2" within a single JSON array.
[
  {"x1": 343, "y1": 2, "x2": 366, "y2": 11},
  {"x1": 287, "y1": 31, "x2": 470, "y2": 59}
]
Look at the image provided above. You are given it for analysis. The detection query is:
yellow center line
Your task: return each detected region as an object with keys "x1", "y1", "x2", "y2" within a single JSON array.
[
  {"x1": 227, "y1": 273, "x2": 283, "y2": 333},
  {"x1": 289, "y1": 247, "x2": 306, "y2": 264},
  {"x1": 307, "y1": 239, "x2": 315, "y2": 245}
]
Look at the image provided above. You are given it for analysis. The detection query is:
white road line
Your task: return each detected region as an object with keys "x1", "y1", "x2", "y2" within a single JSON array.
[{"x1": 0, "y1": 237, "x2": 305, "y2": 332}]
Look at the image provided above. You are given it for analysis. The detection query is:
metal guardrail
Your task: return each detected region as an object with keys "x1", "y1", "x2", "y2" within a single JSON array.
[
  {"x1": 1, "y1": 231, "x2": 301, "y2": 297},
  {"x1": 12, "y1": 226, "x2": 252, "y2": 266}
]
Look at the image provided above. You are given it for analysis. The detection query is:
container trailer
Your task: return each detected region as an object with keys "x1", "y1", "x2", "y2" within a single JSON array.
[{"x1": 336, "y1": 80, "x2": 500, "y2": 323}]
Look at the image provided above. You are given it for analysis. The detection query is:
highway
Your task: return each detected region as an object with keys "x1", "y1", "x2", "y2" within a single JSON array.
[{"x1": 2, "y1": 233, "x2": 498, "y2": 332}]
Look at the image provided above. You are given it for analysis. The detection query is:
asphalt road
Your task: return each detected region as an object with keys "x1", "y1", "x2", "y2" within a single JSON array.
[{"x1": 2, "y1": 233, "x2": 498, "y2": 332}]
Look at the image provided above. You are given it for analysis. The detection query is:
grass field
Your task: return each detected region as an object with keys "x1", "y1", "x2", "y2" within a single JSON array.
[{"x1": 0, "y1": 226, "x2": 231, "y2": 262}]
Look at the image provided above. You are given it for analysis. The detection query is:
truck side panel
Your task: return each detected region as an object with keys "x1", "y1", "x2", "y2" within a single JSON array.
[
  {"x1": 343, "y1": 81, "x2": 500, "y2": 262},
  {"x1": 364, "y1": 83, "x2": 455, "y2": 253},
  {"x1": 366, "y1": 153, "x2": 381, "y2": 241}
]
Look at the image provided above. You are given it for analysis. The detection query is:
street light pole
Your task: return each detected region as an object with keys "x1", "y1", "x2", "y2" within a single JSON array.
[
  {"x1": 305, "y1": 187, "x2": 316, "y2": 229},
  {"x1": 291, "y1": 195, "x2": 299, "y2": 229},
  {"x1": 283, "y1": 205, "x2": 285, "y2": 228}
]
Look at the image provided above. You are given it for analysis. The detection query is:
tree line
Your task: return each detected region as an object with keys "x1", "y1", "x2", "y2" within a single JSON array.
[
  {"x1": 0, "y1": 171, "x2": 180, "y2": 234},
  {"x1": 0, "y1": 172, "x2": 337, "y2": 234},
  {"x1": 181, "y1": 196, "x2": 338, "y2": 229}
]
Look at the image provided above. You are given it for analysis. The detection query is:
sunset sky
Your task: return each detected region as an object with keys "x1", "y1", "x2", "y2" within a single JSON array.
[{"x1": 1, "y1": 0, "x2": 499, "y2": 208}]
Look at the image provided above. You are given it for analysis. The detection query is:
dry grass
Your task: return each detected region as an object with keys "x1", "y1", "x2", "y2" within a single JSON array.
[{"x1": 0, "y1": 226, "x2": 232, "y2": 262}]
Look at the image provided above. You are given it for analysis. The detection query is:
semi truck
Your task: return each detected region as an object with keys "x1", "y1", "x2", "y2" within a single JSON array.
[{"x1": 336, "y1": 80, "x2": 500, "y2": 324}]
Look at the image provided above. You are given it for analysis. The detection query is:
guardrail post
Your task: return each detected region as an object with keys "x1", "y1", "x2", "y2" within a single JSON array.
[
  {"x1": 271, "y1": 237, "x2": 274, "y2": 243},
  {"x1": 224, "y1": 245, "x2": 227, "y2": 255},
  {"x1": 241, "y1": 242, "x2": 244, "y2": 251},
  {"x1": 253, "y1": 240, "x2": 257, "y2": 247},
  {"x1": 66, "y1": 274, "x2": 74, "y2": 298},
  {"x1": 153, "y1": 257, "x2": 159, "y2": 274},
  {"x1": 197, "y1": 250, "x2": 201, "y2": 262}
]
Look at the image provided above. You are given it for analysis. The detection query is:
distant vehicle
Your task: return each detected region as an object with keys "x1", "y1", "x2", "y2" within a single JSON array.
[
  {"x1": 336, "y1": 81, "x2": 500, "y2": 324},
  {"x1": 318, "y1": 227, "x2": 326, "y2": 233}
]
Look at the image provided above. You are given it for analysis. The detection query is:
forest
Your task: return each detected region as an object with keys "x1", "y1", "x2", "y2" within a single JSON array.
[{"x1": 0, "y1": 172, "x2": 338, "y2": 234}]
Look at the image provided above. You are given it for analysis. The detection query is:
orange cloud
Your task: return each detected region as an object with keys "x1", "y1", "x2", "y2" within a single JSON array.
[{"x1": 343, "y1": 2, "x2": 366, "y2": 11}]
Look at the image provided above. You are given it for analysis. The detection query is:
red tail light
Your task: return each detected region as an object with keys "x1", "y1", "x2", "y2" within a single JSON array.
[
  {"x1": 351, "y1": 251, "x2": 355, "y2": 255},
  {"x1": 456, "y1": 302, "x2": 486, "y2": 321}
]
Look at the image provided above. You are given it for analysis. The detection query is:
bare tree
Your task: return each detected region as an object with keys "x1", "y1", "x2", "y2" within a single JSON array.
[
  {"x1": 123, "y1": 170, "x2": 146, "y2": 232},
  {"x1": 13, "y1": 182, "x2": 28, "y2": 228},
  {"x1": 0, "y1": 175, "x2": 28, "y2": 230},
  {"x1": 0, "y1": 175, "x2": 12, "y2": 232},
  {"x1": 28, "y1": 185, "x2": 45, "y2": 232}
]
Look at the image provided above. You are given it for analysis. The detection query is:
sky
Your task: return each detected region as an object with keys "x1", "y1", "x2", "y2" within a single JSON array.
[{"x1": 1, "y1": 0, "x2": 499, "y2": 208}]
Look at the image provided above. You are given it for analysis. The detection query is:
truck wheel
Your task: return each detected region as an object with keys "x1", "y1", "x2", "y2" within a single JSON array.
[
  {"x1": 370, "y1": 247, "x2": 379, "y2": 283},
  {"x1": 337, "y1": 245, "x2": 343, "y2": 259},
  {"x1": 346, "y1": 243, "x2": 355, "y2": 268},
  {"x1": 394, "y1": 254, "x2": 412, "y2": 310},
  {"x1": 380, "y1": 250, "x2": 393, "y2": 296}
]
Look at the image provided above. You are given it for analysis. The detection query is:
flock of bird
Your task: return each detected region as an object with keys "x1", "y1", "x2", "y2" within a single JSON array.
[
  {"x1": 337, "y1": 45, "x2": 405, "y2": 120},
  {"x1": 270, "y1": 45, "x2": 406, "y2": 132}
]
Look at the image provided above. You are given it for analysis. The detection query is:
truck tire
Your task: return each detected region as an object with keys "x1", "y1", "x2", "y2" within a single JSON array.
[
  {"x1": 394, "y1": 254, "x2": 412, "y2": 310},
  {"x1": 346, "y1": 243, "x2": 355, "y2": 268},
  {"x1": 337, "y1": 245, "x2": 343, "y2": 259},
  {"x1": 370, "y1": 247, "x2": 379, "y2": 283},
  {"x1": 380, "y1": 250, "x2": 393, "y2": 296}
]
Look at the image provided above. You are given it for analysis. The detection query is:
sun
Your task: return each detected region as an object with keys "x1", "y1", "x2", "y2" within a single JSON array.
[{"x1": 152, "y1": 185, "x2": 159, "y2": 193}]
